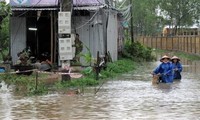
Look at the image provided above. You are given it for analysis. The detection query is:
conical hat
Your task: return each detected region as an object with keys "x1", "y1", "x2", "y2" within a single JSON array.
[
  {"x1": 160, "y1": 55, "x2": 170, "y2": 62},
  {"x1": 171, "y1": 56, "x2": 180, "y2": 61}
]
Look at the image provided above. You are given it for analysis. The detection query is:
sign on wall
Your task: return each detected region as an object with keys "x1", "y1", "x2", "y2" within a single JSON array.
[
  {"x1": 58, "y1": 12, "x2": 71, "y2": 34},
  {"x1": 59, "y1": 38, "x2": 73, "y2": 60}
]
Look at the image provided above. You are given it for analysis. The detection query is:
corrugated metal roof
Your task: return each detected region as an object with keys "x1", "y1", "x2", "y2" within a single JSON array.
[
  {"x1": 73, "y1": 0, "x2": 105, "y2": 6},
  {"x1": 11, "y1": 7, "x2": 58, "y2": 11},
  {"x1": 73, "y1": 5, "x2": 104, "y2": 10},
  {"x1": 10, "y1": 0, "x2": 106, "y2": 11}
]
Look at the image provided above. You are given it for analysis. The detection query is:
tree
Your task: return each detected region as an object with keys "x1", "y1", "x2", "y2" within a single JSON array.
[
  {"x1": 0, "y1": 1, "x2": 11, "y2": 61},
  {"x1": 121, "y1": 0, "x2": 161, "y2": 36},
  {"x1": 119, "y1": 0, "x2": 200, "y2": 37},
  {"x1": 158, "y1": 0, "x2": 200, "y2": 35}
]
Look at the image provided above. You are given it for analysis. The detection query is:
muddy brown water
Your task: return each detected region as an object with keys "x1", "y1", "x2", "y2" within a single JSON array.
[{"x1": 0, "y1": 59, "x2": 200, "y2": 120}]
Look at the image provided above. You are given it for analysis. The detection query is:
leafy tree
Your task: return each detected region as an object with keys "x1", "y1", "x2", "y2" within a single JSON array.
[
  {"x1": 118, "y1": 0, "x2": 200, "y2": 36},
  {"x1": 0, "y1": 1, "x2": 11, "y2": 60},
  {"x1": 131, "y1": 0, "x2": 160, "y2": 35},
  {"x1": 158, "y1": 0, "x2": 200, "y2": 34},
  {"x1": 118, "y1": 0, "x2": 161, "y2": 36}
]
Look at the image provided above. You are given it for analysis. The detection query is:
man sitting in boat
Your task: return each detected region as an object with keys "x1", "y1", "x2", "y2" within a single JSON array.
[
  {"x1": 171, "y1": 56, "x2": 182, "y2": 80},
  {"x1": 152, "y1": 55, "x2": 173, "y2": 83}
]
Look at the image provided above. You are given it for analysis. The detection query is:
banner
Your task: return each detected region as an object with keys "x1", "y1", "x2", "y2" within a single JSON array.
[{"x1": 10, "y1": 0, "x2": 58, "y2": 7}]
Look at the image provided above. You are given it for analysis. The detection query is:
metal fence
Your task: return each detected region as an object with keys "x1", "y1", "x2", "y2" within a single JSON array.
[{"x1": 137, "y1": 36, "x2": 200, "y2": 55}]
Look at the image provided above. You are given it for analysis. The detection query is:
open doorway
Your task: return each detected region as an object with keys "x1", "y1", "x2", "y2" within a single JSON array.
[{"x1": 27, "y1": 11, "x2": 51, "y2": 62}]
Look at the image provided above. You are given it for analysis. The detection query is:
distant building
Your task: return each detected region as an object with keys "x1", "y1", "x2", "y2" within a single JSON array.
[{"x1": 162, "y1": 25, "x2": 199, "y2": 36}]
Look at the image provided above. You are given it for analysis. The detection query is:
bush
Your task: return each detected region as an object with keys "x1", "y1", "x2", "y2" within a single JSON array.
[{"x1": 122, "y1": 40, "x2": 155, "y2": 61}]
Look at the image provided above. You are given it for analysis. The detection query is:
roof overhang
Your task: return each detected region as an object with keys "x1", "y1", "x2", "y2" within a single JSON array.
[
  {"x1": 73, "y1": 5, "x2": 105, "y2": 11},
  {"x1": 73, "y1": 0, "x2": 105, "y2": 6},
  {"x1": 11, "y1": 7, "x2": 59, "y2": 11}
]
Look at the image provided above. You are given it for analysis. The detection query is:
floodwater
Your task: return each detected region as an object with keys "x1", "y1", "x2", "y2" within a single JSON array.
[{"x1": 1, "y1": 59, "x2": 200, "y2": 120}]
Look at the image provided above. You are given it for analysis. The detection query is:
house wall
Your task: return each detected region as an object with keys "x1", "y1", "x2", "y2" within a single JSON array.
[
  {"x1": 72, "y1": 11, "x2": 105, "y2": 65},
  {"x1": 10, "y1": 17, "x2": 27, "y2": 64},
  {"x1": 107, "y1": 10, "x2": 118, "y2": 61}
]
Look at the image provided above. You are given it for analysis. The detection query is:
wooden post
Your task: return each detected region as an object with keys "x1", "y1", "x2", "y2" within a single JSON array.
[
  {"x1": 172, "y1": 37, "x2": 173, "y2": 50},
  {"x1": 143, "y1": 36, "x2": 144, "y2": 45},
  {"x1": 165, "y1": 37, "x2": 167, "y2": 50},
  {"x1": 195, "y1": 36, "x2": 197, "y2": 54},
  {"x1": 184, "y1": 37, "x2": 186, "y2": 52},
  {"x1": 50, "y1": 11, "x2": 54, "y2": 63},
  {"x1": 155, "y1": 36, "x2": 157, "y2": 49},
  {"x1": 186, "y1": 37, "x2": 189, "y2": 53},
  {"x1": 130, "y1": 0, "x2": 134, "y2": 43},
  {"x1": 96, "y1": 51, "x2": 100, "y2": 80},
  {"x1": 59, "y1": 0, "x2": 72, "y2": 69},
  {"x1": 178, "y1": 36, "x2": 180, "y2": 51},
  {"x1": 35, "y1": 70, "x2": 38, "y2": 90},
  {"x1": 54, "y1": 11, "x2": 57, "y2": 63},
  {"x1": 161, "y1": 37, "x2": 162, "y2": 49},
  {"x1": 191, "y1": 37, "x2": 193, "y2": 53}
]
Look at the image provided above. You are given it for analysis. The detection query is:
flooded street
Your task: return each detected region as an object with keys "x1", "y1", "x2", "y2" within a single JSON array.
[{"x1": 1, "y1": 60, "x2": 200, "y2": 120}]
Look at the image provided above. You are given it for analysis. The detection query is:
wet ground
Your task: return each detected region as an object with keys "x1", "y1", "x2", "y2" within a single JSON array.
[{"x1": 0, "y1": 59, "x2": 200, "y2": 120}]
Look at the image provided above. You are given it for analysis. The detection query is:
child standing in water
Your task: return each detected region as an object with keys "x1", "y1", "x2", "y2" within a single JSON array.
[{"x1": 152, "y1": 55, "x2": 173, "y2": 83}]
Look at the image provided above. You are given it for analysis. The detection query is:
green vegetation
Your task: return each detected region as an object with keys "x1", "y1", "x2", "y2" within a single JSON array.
[
  {"x1": 121, "y1": 40, "x2": 156, "y2": 61},
  {"x1": 52, "y1": 59, "x2": 137, "y2": 92},
  {"x1": 0, "y1": 73, "x2": 48, "y2": 96},
  {"x1": 118, "y1": 0, "x2": 200, "y2": 36},
  {"x1": 0, "y1": 1, "x2": 11, "y2": 61},
  {"x1": 0, "y1": 59, "x2": 137, "y2": 96}
]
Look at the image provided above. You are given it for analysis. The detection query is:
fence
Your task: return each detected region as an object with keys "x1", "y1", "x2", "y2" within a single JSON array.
[{"x1": 137, "y1": 36, "x2": 200, "y2": 55}]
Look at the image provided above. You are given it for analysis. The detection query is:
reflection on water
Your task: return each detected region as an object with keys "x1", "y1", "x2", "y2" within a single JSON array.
[{"x1": 0, "y1": 60, "x2": 200, "y2": 119}]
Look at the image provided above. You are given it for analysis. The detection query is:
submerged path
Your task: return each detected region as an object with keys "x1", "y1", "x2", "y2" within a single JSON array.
[{"x1": 0, "y1": 59, "x2": 200, "y2": 119}]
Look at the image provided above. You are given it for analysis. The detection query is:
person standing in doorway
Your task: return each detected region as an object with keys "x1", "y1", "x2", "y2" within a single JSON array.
[{"x1": 73, "y1": 33, "x2": 83, "y2": 62}]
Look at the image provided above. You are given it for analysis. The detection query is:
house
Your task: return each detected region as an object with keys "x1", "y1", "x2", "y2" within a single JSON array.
[
  {"x1": 162, "y1": 25, "x2": 200, "y2": 36},
  {"x1": 10, "y1": 0, "x2": 124, "y2": 66}
]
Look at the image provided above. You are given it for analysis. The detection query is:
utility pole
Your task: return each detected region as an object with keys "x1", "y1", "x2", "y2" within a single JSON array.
[
  {"x1": 58, "y1": 0, "x2": 72, "y2": 81},
  {"x1": 130, "y1": 0, "x2": 134, "y2": 43}
]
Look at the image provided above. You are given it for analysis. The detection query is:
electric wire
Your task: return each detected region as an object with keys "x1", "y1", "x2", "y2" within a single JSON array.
[
  {"x1": 14, "y1": 0, "x2": 43, "y2": 17},
  {"x1": 72, "y1": 9, "x2": 99, "y2": 30}
]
